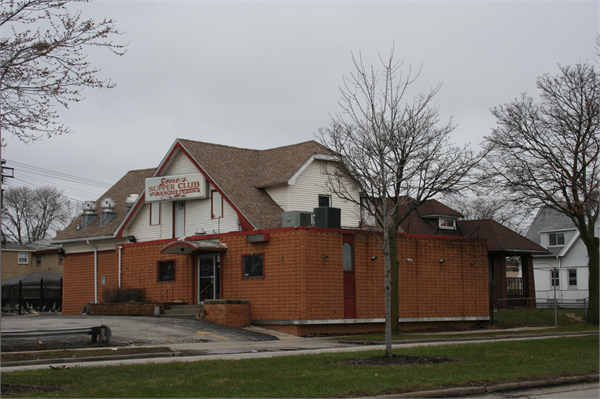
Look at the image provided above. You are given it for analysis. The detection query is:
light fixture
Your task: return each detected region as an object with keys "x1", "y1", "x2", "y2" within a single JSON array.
[
  {"x1": 128, "y1": 235, "x2": 137, "y2": 243},
  {"x1": 439, "y1": 259, "x2": 445, "y2": 264},
  {"x1": 195, "y1": 228, "x2": 206, "y2": 235},
  {"x1": 322, "y1": 255, "x2": 329, "y2": 259},
  {"x1": 407, "y1": 258, "x2": 413, "y2": 263},
  {"x1": 470, "y1": 261, "x2": 476, "y2": 265},
  {"x1": 207, "y1": 229, "x2": 217, "y2": 235},
  {"x1": 371, "y1": 256, "x2": 378, "y2": 261}
]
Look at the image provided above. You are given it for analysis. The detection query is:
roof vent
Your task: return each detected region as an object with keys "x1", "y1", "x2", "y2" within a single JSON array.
[
  {"x1": 82, "y1": 201, "x2": 97, "y2": 215},
  {"x1": 125, "y1": 194, "x2": 139, "y2": 209},
  {"x1": 100, "y1": 198, "x2": 116, "y2": 212}
]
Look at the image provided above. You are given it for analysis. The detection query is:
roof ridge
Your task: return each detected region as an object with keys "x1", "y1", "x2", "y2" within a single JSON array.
[{"x1": 178, "y1": 138, "x2": 327, "y2": 153}]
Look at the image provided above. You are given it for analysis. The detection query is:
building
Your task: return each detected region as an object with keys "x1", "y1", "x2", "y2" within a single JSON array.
[
  {"x1": 526, "y1": 207, "x2": 596, "y2": 307},
  {"x1": 397, "y1": 199, "x2": 549, "y2": 309},
  {"x1": 53, "y1": 139, "x2": 491, "y2": 335},
  {"x1": 1, "y1": 240, "x2": 63, "y2": 280}
]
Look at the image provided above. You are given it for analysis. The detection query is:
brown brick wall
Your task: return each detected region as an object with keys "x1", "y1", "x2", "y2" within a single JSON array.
[
  {"x1": 89, "y1": 302, "x2": 157, "y2": 316},
  {"x1": 62, "y1": 229, "x2": 489, "y2": 322},
  {"x1": 203, "y1": 303, "x2": 250, "y2": 327}
]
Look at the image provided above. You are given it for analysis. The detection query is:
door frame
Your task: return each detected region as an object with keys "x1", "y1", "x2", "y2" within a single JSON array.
[{"x1": 197, "y1": 254, "x2": 220, "y2": 303}]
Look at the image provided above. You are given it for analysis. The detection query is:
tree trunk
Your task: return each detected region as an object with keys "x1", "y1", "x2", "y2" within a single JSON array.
[
  {"x1": 584, "y1": 236, "x2": 599, "y2": 326},
  {"x1": 384, "y1": 224, "x2": 393, "y2": 357},
  {"x1": 388, "y1": 226, "x2": 400, "y2": 335}
]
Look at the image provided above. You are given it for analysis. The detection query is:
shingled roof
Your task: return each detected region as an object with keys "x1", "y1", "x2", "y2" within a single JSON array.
[
  {"x1": 54, "y1": 168, "x2": 155, "y2": 241},
  {"x1": 54, "y1": 140, "x2": 335, "y2": 241}
]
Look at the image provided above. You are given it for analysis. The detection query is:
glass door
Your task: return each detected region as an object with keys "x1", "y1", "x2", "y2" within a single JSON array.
[{"x1": 198, "y1": 255, "x2": 219, "y2": 303}]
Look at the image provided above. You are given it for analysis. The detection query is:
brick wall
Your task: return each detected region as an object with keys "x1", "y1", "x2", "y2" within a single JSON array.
[
  {"x1": 90, "y1": 302, "x2": 158, "y2": 316},
  {"x1": 62, "y1": 229, "x2": 489, "y2": 323}
]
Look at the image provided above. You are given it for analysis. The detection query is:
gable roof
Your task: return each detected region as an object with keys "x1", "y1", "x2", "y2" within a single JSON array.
[
  {"x1": 399, "y1": 199, "x2": 549, "y2": 254},
  {"x1": 525, "y1": 206, "x2": 576, "y2": 245},
  {"x1": 54, "y1": 140, "x2": 335, "y2": 241},
  {"x1": 54, "y1": 168, "x2": 155, "y2": 241}
]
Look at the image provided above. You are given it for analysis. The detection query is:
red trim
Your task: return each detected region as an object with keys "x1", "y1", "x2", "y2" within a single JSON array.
[
  {"x1": 241, "y1": 252, "x2": 265, "y2": 279},
  {"x1": 157, "y1": 259, "x2": 176, "y2": 283}
]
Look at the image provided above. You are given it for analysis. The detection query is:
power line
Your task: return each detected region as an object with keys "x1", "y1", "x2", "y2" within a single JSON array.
[{"x1": 4, "y1": 159, "x2": 113, "y2": 188}]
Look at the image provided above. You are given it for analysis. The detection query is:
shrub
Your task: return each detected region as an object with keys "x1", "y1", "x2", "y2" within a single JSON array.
[{"x1": 103, "y1": 288, "x2": 145, "y2": 303}]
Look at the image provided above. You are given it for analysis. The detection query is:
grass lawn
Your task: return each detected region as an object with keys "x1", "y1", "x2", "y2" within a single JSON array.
[{"x1": 2, "y1": 335, "x2": 598, "y2": 398}]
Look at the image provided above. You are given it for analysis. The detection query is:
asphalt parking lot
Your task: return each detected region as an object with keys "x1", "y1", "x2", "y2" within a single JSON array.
[{"x1": 1, "y1": 314, "x2": 278, "y2": 350}]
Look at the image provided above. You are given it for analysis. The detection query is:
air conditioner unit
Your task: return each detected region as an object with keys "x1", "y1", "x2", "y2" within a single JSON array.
[
  {"x1": 282, "y1": 211, "x2": 312, "y2": 227},
  {"x1": 313, "y1": 207, "x2": 341, "y2": 229}
]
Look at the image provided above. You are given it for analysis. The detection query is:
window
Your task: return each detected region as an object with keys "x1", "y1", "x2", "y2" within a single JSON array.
[
  {"x1": 243, "y1": 254, "x2": 263, "y2": 278},
  {"x1": 551, "y1": 269, "x2": 560, "y2": 287},
  {"x1": 158, "y1": 260, "x2": 175, "y2": 282},
  {"x1": 343, "y1": 242, "x2": 353, "y2": 271},
  {"x1": 318, "y1": 195, "x2": 331, "y2": 207},
  {"x1": 568, "y1": 269, "x2": 577, "y2": 287},
  {"x1": 549, "y1": 233, "x2": 565, "y2": 246},
  {"x1": 18, "y1": 252, "x2": 28, "y2": 265},
  {"x1": 36, "y1": 255, "x2": 42, "y2": 266},
  {"x1": 212, "y1": 190, "x2": 223, "y2": 219},
  {"x1": 439, "y1": 218, "x2": 456, "y2": 230},
  {"x1": 150, "y1": 202, "x2": 161, "y2": 226}
]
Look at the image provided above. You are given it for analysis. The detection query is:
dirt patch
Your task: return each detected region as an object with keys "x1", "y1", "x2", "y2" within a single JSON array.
[
  {"x1": 1, "y1": 384, "x2": 65, "y2": 396},
  {"x1": 338, "y1": 354, "x2": 459, "y2": 366}
]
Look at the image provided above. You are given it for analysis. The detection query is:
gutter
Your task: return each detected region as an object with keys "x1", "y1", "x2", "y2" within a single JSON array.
[
  {"x1": 51, "y1": 235, "x2": 115, "y2": 245},
  {"x1": 86, "y1": 240, "x2": 98, "y2": 303},
  {"x1": 118, "y1": 245, "x2": 123, "y2": 288}
]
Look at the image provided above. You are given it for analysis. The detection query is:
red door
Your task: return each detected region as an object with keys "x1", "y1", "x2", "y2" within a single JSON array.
[{"x1": 343, "y1": 236, "x2": 356, "y2": 318}]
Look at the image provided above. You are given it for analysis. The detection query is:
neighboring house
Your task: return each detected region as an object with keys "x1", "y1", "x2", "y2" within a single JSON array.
[
  {"x1": 1, "y1": 240, "x2": 63, "y2": 280},
  {"x1": 397, "y1": 199, "x2": 549, "y2": 309},
  {"x1": 52, "y1": 139, "x2": 491, "y2": 336},
  {"x1": 526, "y1": 207, "x2": 596, "y2": 307}
]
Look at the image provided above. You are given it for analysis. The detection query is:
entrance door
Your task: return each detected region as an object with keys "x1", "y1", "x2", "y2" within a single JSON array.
[{"x1": 198, "y1": 255, "x2": 220, "y2": 303}]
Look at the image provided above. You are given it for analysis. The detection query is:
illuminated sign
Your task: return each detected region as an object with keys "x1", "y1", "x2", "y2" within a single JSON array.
[{"x1": 145, "y1": 173, "x2": 206, "y2": 202}]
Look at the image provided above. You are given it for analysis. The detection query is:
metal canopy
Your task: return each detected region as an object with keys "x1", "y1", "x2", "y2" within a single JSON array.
[{"x1": 160, "y1": 240, "x2": 226, "y2": 255}]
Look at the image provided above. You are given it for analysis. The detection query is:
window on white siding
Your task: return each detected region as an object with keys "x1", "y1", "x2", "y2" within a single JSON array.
[
  {"x1": 568, "y1": 269, "x2": 577, "y2": 287},
  {"x1": 318, "y1": 195, "x2": 331, "y2": 207},
  {"x1": 212, "y1": 190, "x2": 223, "y2": 219},
  {"x1": 18, "y1": 252, "x2": 28, "y2": 264},
  {"x1": 549, "y1": 233, "x2": 565, "y2": 246},
  {"x1": 551, "y1": 269, "x2": 560, "y2": 287},
  {"x1": 150, "y1": 203, "x2": 161, "y2": 226}
]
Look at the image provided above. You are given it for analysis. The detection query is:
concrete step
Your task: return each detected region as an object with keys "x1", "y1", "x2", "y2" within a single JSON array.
[
  {"x1": 164, "y1": 308, "x2": 199, "y2": 314},
  {"x1": 168, "y1": 305, "x2": 201, "y2": 311},
  {"x1": 158, "y1": 314, "x2": 199, "y2": 320}
]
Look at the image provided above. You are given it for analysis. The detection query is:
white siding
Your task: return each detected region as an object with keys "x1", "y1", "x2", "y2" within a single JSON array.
[
  {"x1": 164, "y1": 151, "x2": 198, "y2": 175},
  {"x1": 287, "y1": 160, "x2": 360, "y2": 228},
  {"x1": 265, "y1": 185, "x2": 289, "y2": 211}
]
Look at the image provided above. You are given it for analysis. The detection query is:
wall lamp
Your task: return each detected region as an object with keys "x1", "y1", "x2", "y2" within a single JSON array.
[
  {"x1": 128, "y1": 235, "x2": 137, "y2": 243},
  {"x1": 407, "y1": 258, "x2": 413, "y2": 263},
  {"x1": 470, "y1": 261, "x2": 476, "y2": 265},
  {"x1": 371, "y1": 256, "x2": 378, "y2": 261},
  {"x1": 322, "y1": 255, "x2": 329, "y2": 259},
  {"x1": 439, "y1": 259, "x2": 445, "y2": 264}
]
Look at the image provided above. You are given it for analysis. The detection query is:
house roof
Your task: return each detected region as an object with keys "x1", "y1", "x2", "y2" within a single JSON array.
[
  {"x1": 54, "y1": 140, "x2": 335, "y2": 241},
  {"x1": 1, "y1": 241, "x2": 60, "y2": 252},
  {"x1": 525, "y1": 207, "x2": 576, "y2": 245},
  {"x1": 2, "y1": 272, "x2": 62, "y2": 287},
  {"x1": 54, "y1": 168, "x2": 155, "y2": 241},
  {"x1": 399, "y1": 199, "x2": 549, "y2": 254}
]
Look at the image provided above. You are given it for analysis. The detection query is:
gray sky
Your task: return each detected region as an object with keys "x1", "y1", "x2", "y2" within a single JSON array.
[{"x1": 3, "y1": 0, "x2": 598, "y2": 204}]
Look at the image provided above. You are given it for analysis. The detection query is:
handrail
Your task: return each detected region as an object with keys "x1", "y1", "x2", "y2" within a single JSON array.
[
  {"x1": 199, "y1": 284, "x2": 213, "y2": 302},
  {"x1": 160, "y1": 282, "x2": 176, "y2": 304}
]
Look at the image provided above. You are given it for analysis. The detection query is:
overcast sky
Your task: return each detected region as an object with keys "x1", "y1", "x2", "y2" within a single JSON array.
[{"x1": 3, "y1": 0, "x2": 598, "y2": 204}]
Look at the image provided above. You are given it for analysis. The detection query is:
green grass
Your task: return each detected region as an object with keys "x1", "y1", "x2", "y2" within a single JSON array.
[{"x1": 2, "y1": 335, "x2": 598, "y2": 398}]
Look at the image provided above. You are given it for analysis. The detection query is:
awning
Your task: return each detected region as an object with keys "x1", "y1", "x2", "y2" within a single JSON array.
[{"x1": 160, "y1": 240, "x2": 227, "y2": 255}]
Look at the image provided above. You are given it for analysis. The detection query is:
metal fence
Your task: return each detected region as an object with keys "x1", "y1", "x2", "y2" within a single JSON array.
[
  {"x1": 2, "y1": 278, "x2": 63, "y2": 313},
  {"x1": 496, "y1": 297, "x2": 589, "y2": 328}
]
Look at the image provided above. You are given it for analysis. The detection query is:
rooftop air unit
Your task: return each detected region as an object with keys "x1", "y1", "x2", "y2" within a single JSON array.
[
  {"x1": 81, "y1": 201, "x2": 98, "y2": 228},
  {"x1": 125, "y1": 194, "x2": 139, "y2": 209},
  {"x1": 99, "y1": 198, "x2": 117, "y2": 227},
  {"x1": 313, "y1": 207, "x2": 341, "y2": 229},
  {"x1": 281, "y1": 211, "x2": 312, "y2": 228}
]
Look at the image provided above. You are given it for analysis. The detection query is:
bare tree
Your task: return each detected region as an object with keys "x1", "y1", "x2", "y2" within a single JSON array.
[
  {"x1": 0, "y1": 0, "x2": 127, "y2": 144},
  {"x1": 483, "y1": 62, "x2": 599, "y2": 325},
  {"x1": 319, "y1": 48, "x2": 483, "y2": 356},
  {"x1": 2, "y1": 185, "x2": 76, "y2": 243}
]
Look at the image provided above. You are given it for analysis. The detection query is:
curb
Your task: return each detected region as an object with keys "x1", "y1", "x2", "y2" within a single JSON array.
[
  {"x1": 367, "y1": 374, "x2": 599, "y2": 398},
  {"x1": 2, "y1": 352, "x2": 179, "y2": 367}
]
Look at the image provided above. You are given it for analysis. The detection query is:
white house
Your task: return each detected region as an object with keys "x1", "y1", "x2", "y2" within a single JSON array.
[{"x1": 526, "y1": 207, "x2": 596, "y2": 307}]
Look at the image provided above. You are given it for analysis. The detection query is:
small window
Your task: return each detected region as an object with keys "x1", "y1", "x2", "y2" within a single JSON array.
[
  {"x1": 243, "y1": 254, "x2": 263, "y2": 278},
  {"x1": 18, "y1": 252, "x2": 28, "y2": 265},
  {"x1": 320, "y1": 160, "x2": 328, "y2": 174},
  {"x1": 212, "y1": 190, "x2": 223, "y2": 219},
  {"x1": 158, "y1": 260, "x2": 175, "y2": 282},
  {"x1": 439, "y1": 218, "x2": 456, "y2": 230},
  {"x1": 549, "y1": 233, "x2": 565, "y2": 246},
  {"x1": 343, "y1": 242, "x2": 353, "y2": 271},
  {"x1": 318, "y1": 195, "x2": 331, "y2": 207},
  {"x1": 150, "y1": 203, "x2": 161, "y2": 226},
  {"x1": 551, "y1": 269, "x2": 560, "y2": 287},
  {"x1": 36, "y1": 255, "x2": 42, "y2": 266},
  {"x1": 568, "y1": 269, "x2": 577, "y2": 287}
]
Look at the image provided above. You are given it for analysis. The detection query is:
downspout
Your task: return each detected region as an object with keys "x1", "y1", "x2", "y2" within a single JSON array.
[
  {"x1": 87, "y1": 240, "x2": 98, "y2": 303},
  {"x1": 118, "y1": 245, "x2": 123, "y2": 288}
]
